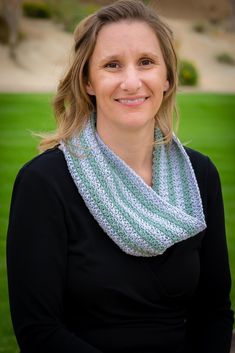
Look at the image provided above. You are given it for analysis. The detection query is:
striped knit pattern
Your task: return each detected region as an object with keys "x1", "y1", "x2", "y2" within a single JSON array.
[{"x1": 60, "y1": 115, "x2": 206, "y2": 257}]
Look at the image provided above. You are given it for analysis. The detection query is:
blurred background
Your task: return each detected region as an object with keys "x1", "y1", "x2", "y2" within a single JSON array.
[
  {"x1": 0, "y1": 0, "x2": 235, "y2": 91},
  {"x1": 0, "y1": 0, "x2": 235, "y2": 352}
]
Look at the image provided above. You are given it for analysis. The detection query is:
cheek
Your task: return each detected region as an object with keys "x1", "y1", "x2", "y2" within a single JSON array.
[
  {"x1": 146, "y1": 70, "x2": 167, "y2": 89},
  {"x1": 95, "y1": 77, "x2": 120, "y2": 97}
]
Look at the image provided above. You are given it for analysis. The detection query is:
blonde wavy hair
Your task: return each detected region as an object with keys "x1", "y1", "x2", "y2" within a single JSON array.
[{"x1": 39, "y1": 0, "x2": 178, "y2": 152}]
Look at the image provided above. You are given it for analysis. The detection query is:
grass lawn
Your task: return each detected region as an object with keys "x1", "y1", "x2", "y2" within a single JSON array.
[
  {"x1": 0, "y1": 92, "x2": 234, "y2": 352},
  {"x1": 0, "y1": 93, "x2": 55, "y2": 352}
]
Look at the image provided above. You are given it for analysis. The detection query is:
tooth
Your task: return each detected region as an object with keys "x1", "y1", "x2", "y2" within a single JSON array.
[{"x1": 119, "y1": 98, "x2": 145, "y2": 103}]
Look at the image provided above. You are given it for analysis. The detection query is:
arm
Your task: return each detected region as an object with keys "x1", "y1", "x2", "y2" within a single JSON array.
[
  {"x1": 185, "y1": 158, "x2": 234, "y2": 353},
  {"x1": 7, "y1": 165, "x2": 103, "y2": 353}
]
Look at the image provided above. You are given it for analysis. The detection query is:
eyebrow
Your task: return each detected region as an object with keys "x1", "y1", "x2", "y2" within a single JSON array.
[{"x1": 99, "y1": 52, "x2": 161, "y2": 63}]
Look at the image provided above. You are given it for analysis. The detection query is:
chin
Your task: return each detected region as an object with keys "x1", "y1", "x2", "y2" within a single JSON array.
[{"x1": 118, "y1": 115, "x2": 155, "y2": 130}]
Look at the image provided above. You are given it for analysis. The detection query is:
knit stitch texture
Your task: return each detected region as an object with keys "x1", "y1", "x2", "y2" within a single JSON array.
[{"x1": 60, "y1": 114, "x2": 207, "y2": 257}]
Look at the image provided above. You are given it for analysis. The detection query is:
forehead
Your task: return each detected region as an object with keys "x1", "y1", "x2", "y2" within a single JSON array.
[{"x1": 91, "y1": 20, "x2": 162, "y2": 58}]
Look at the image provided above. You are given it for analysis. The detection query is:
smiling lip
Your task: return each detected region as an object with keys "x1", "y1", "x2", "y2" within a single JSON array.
[{"x1": 115, "y1": 96, "x2": 149, "y2": 106}]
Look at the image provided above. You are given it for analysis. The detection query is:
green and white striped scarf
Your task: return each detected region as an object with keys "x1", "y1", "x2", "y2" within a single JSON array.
[{"x1": 60, "y1": 114, "x2": 206, "y2": 257}]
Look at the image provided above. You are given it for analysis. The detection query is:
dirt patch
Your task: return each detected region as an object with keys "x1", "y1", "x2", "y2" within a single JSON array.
[
  {"x1": 153, "y1": 0, "x2": 232, "y2": 21},
  {"x1": 0, "y1": 18, "x2": 73, "y2": 92},
  {"x1": 168, "y1": 18, "x2": 235, "y2": 92}
]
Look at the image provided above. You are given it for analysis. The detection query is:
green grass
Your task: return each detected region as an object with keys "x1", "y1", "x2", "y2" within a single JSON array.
[
  {"x1": 0, "y1": 92, "x2": 234, "y2": 352},
  {"x1": 0, "y1": 93, "x2": 55, "y2": 352},
  {"x1": 177, "y1": 93, "x2": 235, "y2": 321}
]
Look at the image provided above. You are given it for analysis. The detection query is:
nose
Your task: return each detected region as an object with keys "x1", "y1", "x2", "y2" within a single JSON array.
[{"x1": 120, "y1": 66, "x2": 142, "y2": 92}]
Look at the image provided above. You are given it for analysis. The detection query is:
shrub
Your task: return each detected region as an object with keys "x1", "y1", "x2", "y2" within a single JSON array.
[
  {"x1": 22, "y1": 1, "x2": 51, "y2": 18},
  {"x1": 216, "y1": 53, "x2": 235, "y2": 66},
  {"x1": 192, "y1": 21, "x2": 207, "y2": 34},
  {"x1": 178, "y1": 60, "x2": 199, "y2": 86},
  {"x1": 62, "y1": 4, "x2": 100, "y2": 32},
  {"x1": 0, "y1": 16, "x2": 9, "y2": 44},
  {"x1": 45, "y1": 0, "x2": 100, "y2": 32}
]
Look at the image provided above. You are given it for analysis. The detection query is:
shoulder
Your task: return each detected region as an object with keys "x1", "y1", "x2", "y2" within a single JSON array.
[
  {"x1": 14, "y1": 147, "x2": 71, "y2": 192},
  {"x1": 184, "y1": 145, "x2": 207, "y2": 162},
  {"x1": 18, "y1": 147, "x2": 67, "y2": 178},
  {"x1": 10, "y1": 145, "x2": 89, "y2": 222},
  {"x1": 10, "y1": 147, "x2": 81, "y2": 212},
  {"x1": 184, "y1": 145, "x2": 219, "y2": 181},
  {"x1": 183, "y1": 146, "x2": 221, "y2": 210},
  {"x1": 21, "y1": 147, "x2": 66, "y2": 175}
]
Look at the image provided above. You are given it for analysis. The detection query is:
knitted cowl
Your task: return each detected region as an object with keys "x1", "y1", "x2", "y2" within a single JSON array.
[{"x1": 60, "y1": 114, "x2": 206, "y2": 257}]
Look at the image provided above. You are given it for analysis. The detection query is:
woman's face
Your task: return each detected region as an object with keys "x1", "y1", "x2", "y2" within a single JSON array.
[{"x1": 86, "y1": 20, "x2": 169, "y2": 131}]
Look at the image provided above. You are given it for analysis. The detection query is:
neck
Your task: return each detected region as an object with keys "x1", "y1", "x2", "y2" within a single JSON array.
[{"x1": 96, "y1": 120, "x2": 155, "y2": 185}]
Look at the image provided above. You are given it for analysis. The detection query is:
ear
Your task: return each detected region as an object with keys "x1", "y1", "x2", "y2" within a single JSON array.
[
  {"x1": 86, "y1": 81, "x2": 95, "y2": 96},
  {"x1": 164, "y1": 79, "x2": 170, "y2": 92}
]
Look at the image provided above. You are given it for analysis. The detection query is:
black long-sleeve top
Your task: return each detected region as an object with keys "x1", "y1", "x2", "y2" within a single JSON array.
[{"x1": 7, "y1": 147, "x2": 234, "y2": 353}]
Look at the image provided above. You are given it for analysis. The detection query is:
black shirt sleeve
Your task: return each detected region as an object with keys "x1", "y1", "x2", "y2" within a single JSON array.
[
  {"x1": 7, "y1": 161, "x2": 103, "y2": 353},
  {"x1": 184, "y1": 156, "x2": 234, "y2": 353}
]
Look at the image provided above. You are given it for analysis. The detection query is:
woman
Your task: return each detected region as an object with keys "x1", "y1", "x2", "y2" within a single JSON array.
[{"x1": 7, "y1": 1, "x2": 234, "y2": 352}]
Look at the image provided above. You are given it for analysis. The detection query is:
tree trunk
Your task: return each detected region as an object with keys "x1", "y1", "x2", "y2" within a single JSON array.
[
  {"x1": 231, "y1": 0, "x2": 235, "y2": 25},
  {"x1": 2, "y1": 0, "x2": 22, "y2": 59}
]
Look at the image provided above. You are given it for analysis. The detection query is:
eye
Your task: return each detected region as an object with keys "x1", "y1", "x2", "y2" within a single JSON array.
[
  {"x1": 104, "y1": 62, "x2": 120, "y2": 70},
  {"x1": 139, "y1": 58, "x2": 154, "y2": 66}
]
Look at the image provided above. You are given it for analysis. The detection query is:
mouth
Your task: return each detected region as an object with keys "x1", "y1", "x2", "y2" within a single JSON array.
[{"x1": 115, "y1": 96, "x2": 149, "y2": 106}]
